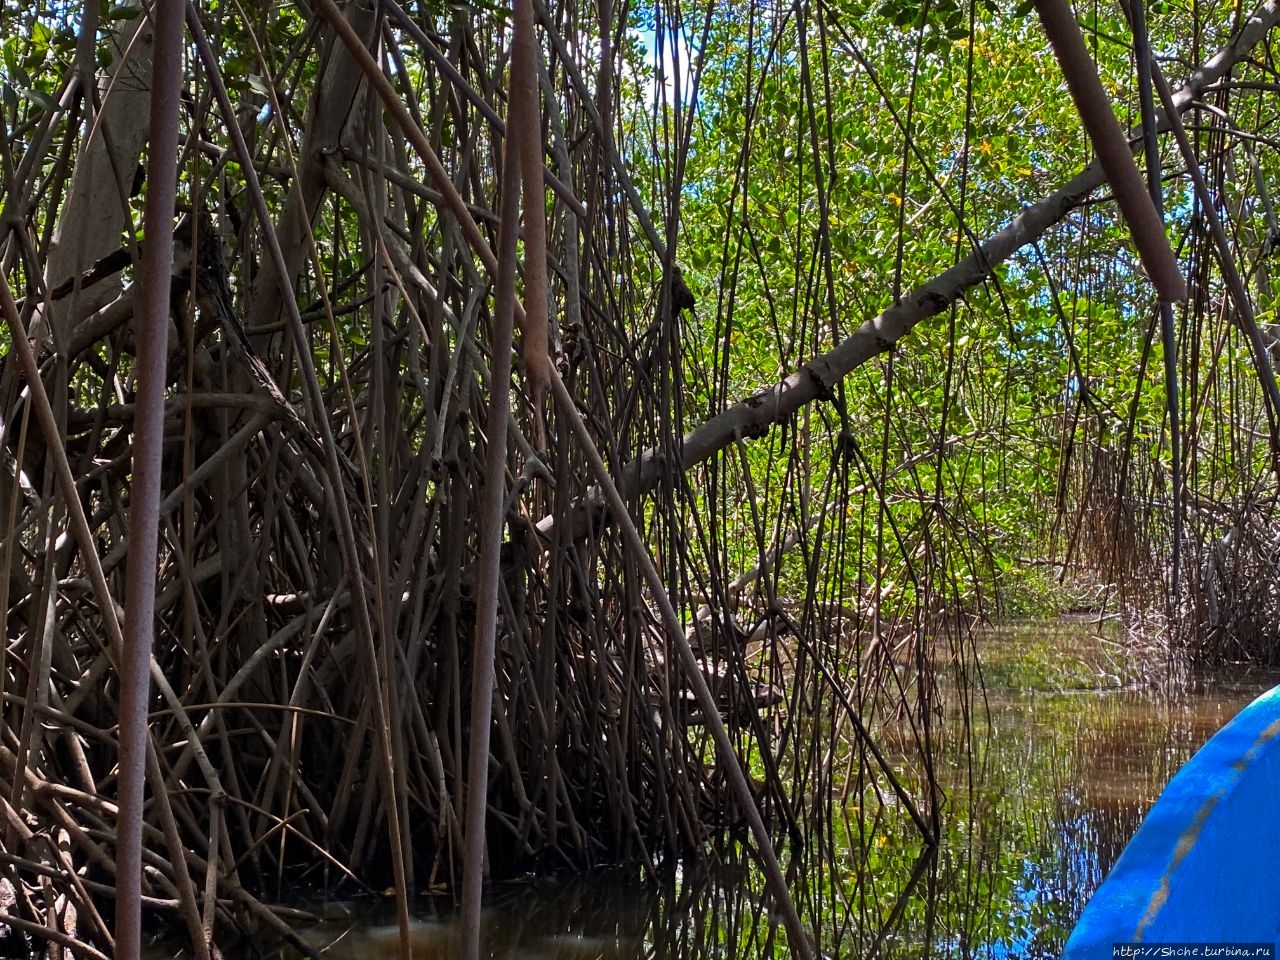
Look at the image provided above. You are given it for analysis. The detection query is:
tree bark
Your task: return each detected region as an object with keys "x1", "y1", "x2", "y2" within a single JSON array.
[
  {"x1": 42, "y1": 0, "x2": 153, "y2": 347},
  {"x1": 241, "y1": 0, "x2": 378, "y2": 339}
]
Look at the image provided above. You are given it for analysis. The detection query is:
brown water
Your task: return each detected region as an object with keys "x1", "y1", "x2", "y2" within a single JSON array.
[
  {"x1": 917, "y1": 622, "x2": 1279, "y2": 957},
  {"x1": 174, "y1": 621, "x2": 1280, "y2": 959}
]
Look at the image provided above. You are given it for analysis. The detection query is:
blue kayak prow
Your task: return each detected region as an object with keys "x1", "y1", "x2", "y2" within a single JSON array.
[{"x1": 1063, "y1": 684, "x2": 1280, "y2": 957}]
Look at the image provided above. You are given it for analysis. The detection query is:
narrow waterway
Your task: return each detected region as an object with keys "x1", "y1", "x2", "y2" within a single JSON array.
[
  {"x1": 180, "y1": 620, "x2": 1279, "y2": 959},
  {"x1": 916, "y1": 620, "x2": 1279, "y2": 957}
]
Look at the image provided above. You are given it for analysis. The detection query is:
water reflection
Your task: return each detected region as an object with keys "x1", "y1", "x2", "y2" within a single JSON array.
[
  {"x1": 163, "y1": 623, "x2": 1279, "y2": 960},
  {"x1": 274, "y1": 864, "x2": 785, "y2": 960},
  {"x1": 914, "y1": 624, "x2": 1280, "y2": 959}
]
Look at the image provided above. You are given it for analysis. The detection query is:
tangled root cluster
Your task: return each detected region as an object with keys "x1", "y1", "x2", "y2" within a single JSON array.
[{"x1": 1182, "y1": 500, "x2": 1280, "y2": 664}]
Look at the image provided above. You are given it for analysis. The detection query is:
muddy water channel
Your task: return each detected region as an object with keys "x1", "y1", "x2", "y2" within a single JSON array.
[
  {"x1": 197, "y1": 621, "x2": 1278, "y2": 960},
  {"x1": 913, "y1": 621, "x2": 1278, "y2": 957}
]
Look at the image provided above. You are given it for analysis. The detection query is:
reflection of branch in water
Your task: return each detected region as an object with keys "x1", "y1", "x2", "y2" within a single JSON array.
[
  {"x1": 865, "y1": 845, "x2": 938, "y2": 960},
  {"x1": 643, "y1": 856, "x2": 779, "y2": 960}
]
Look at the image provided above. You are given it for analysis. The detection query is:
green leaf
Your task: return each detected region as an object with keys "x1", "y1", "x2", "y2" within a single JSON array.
[{"x1": 23, "y1": 87, "x2": 61, "y2": 113}]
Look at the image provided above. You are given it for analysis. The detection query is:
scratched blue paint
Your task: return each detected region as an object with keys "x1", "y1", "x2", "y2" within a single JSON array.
[{"x1": 1063, "y1": 685, "x2": 1280, "y2": 958}]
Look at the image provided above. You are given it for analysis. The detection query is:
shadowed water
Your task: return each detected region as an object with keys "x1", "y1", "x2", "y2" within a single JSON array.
[{"x1": 148, "y1": 621, "x2": 1278, "y2": 959}]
